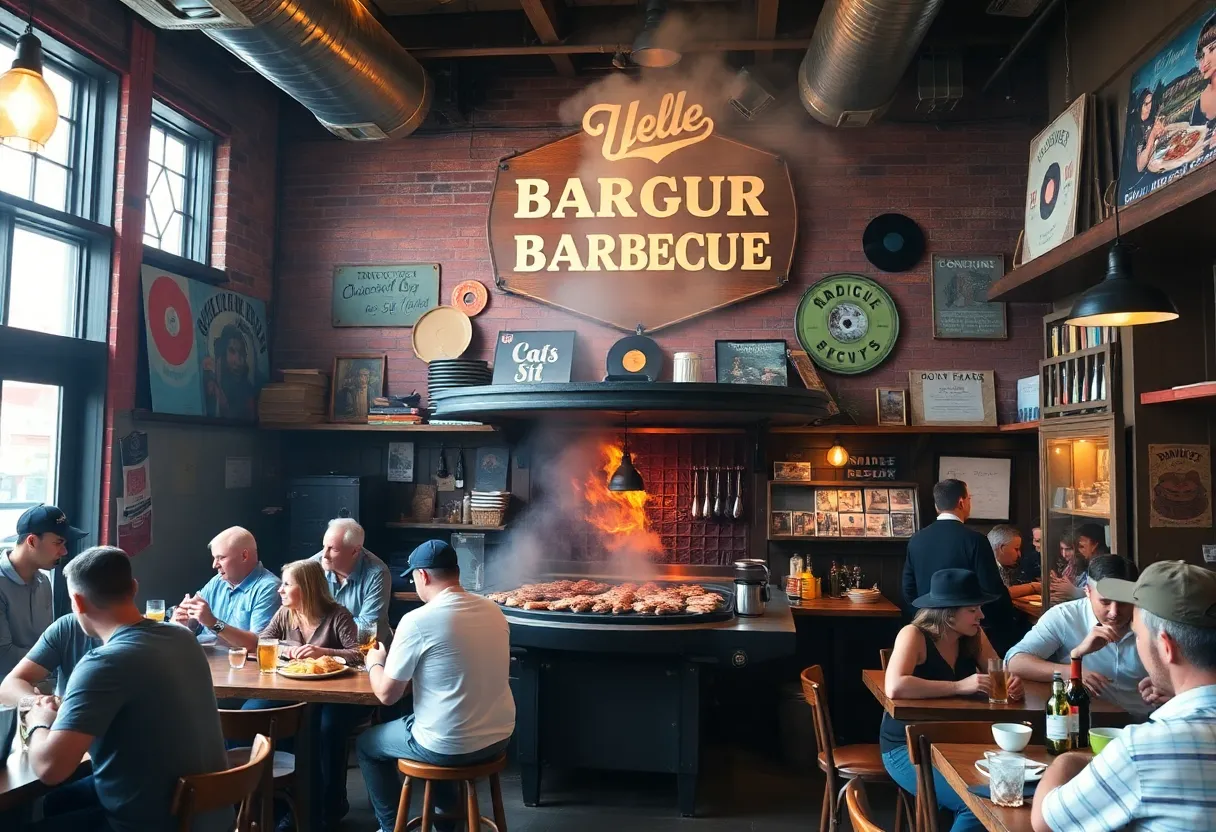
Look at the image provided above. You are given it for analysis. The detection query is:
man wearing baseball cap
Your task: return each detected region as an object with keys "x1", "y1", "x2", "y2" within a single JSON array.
[
  {"x1": 357, "y1": 540, "x2": 515, "y2": 832},
  {"x1": 0, "y1": 506, "x2": 86, "y2": 678},
  {"x1": 1032, "y1": 560, "x2": 1216, "y2": 832}
]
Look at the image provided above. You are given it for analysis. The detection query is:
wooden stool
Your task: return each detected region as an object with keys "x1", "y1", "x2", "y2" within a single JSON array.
[{"x1": 391, "y1": 755, "x2": 508, "y2": 832}]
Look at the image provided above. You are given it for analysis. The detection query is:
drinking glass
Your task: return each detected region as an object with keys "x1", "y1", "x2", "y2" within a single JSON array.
[
  {"x1": 145, "y1": 600, "x2": 166, "y2": 622},
  {"x1": 257, "y1": 638, "x2": 279, "y2": 674},
  {"x1": 358, "y1": 625, "x2": 377, "y2": 662},
  {"x1": 988, "y1": 658, "x2": 1010, "y2": 705},
  {"x1": 16, "y1": 695, "x2": 35, "y2": 750},
  {"x1": 987, "y1": 752, "x2": 1025, "y2": 808},
  {"x1": 228, "y1": 647, "x2": 248, "y2": 669}
]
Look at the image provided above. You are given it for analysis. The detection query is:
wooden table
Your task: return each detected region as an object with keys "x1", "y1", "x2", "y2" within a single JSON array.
[
  {"x1": 0, "y1": 751, "x2": 90, "y2": 813},
  {"x1": 931, "y1": 742, "x2": 1090, "y2": 832},
  {"x1": 1012, "y1": 595, "x2": 1044, "y2": 620},
  {"x1": 863, "y1": 669, "x2": 1132, "y2": 726},
  {"x1": 789, "y1": 595, "x2": 902, "y2": 617},
  {"x1": 208, "y1": 651, "x2": 379, "y2": 706}
]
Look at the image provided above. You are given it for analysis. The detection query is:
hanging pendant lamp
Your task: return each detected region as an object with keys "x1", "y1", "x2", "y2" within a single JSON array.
[
  {"x1": 0, "y1": 1, "x2": 58, "y2": 153},
  {"x1": 630, "y1": 0, "x2": 682, "y2": 68},
  {"x1": 1065, "y1": 195, "x2": 1178, "y2": 328},
  {"x1": 608, "y1": 417, "x2": 645, "y2": 492}
]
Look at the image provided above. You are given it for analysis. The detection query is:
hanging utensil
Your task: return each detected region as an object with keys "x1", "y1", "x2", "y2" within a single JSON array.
[
  {"x1": 702, "y1": 467, "x2": 712, "y2": 519},
  {"x1": 713, "y1": 469, "x2": 723, "y2": 518},
  {"x1": 691, "y1": 467, "x2": 702, "y2": 520},
  {"x1": 732, "y1": 467, "x2": 744, "y2": 520}
]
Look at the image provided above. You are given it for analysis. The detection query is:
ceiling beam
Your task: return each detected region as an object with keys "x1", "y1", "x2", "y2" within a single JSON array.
[
  {"x1": 520, "y1": 0, "x2": 577, "y2": 76},
  {"x1": 754, "y1": 0, "x2": 779, "y2": 63},
  {"x1": 409, "y1": 37, "x2": 812, "y2": 59}
]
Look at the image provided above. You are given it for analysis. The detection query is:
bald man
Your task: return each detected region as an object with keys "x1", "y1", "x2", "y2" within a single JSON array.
[{"x1": 172, "y1": 527, "x2": 280, "y2": 648}]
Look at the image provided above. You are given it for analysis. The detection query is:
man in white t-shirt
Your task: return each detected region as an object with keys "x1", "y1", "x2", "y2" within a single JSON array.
[{"x1": 358, "y1": 540, "x2": 515, "y2": 832}]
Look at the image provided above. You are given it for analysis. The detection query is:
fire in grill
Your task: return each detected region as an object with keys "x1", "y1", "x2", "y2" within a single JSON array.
[{"x1": 487, "y1": 579, "x2": 728, "y2": 618}]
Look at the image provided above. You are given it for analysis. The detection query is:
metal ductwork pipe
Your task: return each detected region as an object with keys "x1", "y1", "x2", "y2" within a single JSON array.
[
  {"x1": 116, "y1": 0, "x2": 431, "y2": 140},
  {"x1": 798, "y1": 0, "x2": 947, "y2": 127}
]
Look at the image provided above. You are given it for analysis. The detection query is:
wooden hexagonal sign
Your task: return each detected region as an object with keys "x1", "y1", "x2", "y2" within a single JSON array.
[{"x1": 487, "y1": 91, "x2": 797, "y2": 333}]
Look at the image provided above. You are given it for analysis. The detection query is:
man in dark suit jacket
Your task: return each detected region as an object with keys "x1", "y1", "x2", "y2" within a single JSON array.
[{"x1": 902, "y1": 479, "x2": 1018, "y2": 652}]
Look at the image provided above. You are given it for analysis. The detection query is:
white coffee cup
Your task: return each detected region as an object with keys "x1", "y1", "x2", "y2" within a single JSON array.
[
  {"x1": 673, "y1": 352, "x2": 701, "y2": 383},
  {"x1": 991, "y1": 722, "x2": 1032, "y2": 752}
]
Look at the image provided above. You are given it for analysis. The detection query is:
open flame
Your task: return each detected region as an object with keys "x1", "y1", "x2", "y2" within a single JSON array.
[{"x1": 576, "y1": 444, "x2": 663, "y2": 556}]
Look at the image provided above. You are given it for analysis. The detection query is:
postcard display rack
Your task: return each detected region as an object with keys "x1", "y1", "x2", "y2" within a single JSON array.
[{"x1": 768, "y1": 480, "x2": 922, "y2": 541}]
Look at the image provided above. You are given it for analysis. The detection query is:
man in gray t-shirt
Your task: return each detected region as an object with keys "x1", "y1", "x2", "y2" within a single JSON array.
[
  {"x1": 22, "y1": 547, "x2": 231, "y2": 832},
  {"x1": 0, "y1": 613, "x2": 99, "y2": 703}
]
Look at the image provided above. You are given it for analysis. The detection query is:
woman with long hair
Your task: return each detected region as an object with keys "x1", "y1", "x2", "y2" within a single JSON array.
[
  {"x1": 1050, "y1": 524, "x2": 1108, "y2": 603},
  {"x1": 880, "y1": 569, "x2": 1024, "y2": 832},
  {"x1": 1127, "y1": 87, "x2": 1164, "y2": 176}
]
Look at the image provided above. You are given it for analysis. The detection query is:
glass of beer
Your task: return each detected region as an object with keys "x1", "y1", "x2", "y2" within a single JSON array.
[
  {"x1": 257, "y1": 637, "x2": 279, "y2": 674},
  {"x1": 145, "y1": 600, "x2": 165, "y2": 622},
  {"x1": 989, "y1": 657, "x2": 1010, "y2": 705},
  {"x1": 228, "y1": 647, "x2": 248, "y2": 669},
  {"x1": 358, "y1": 625, "x2": 377, "y2": 662}
]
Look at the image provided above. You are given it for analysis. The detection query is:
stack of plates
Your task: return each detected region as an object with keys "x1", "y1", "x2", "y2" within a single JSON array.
[
  {"x1": 845, "y1": 588, "x2": 883, "y2": 604},
  {"x1": 428, "y1": 359, "x2": 491, "y2": 394},
  {"x1": 470, "y1": 491, "x2": 510, "y2": 510}
]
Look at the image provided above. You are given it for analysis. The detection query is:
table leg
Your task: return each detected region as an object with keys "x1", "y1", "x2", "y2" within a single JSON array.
[{"x1": 295, "y1": 703, "x2": 317, "y2": 832}]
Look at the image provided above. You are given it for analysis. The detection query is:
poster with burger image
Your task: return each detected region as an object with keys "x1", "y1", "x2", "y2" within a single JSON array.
[{"x1": 1148, "y1": 443, "x2": 1212, "y2": 528}]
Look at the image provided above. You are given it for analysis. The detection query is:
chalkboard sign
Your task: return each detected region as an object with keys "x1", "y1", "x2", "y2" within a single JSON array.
[
  {"x1": 491, "y1": 331, "x2": 575, "y2": 384},
  {"x1": 332, "y1": 264, "x2": 439, "y2": 327}
]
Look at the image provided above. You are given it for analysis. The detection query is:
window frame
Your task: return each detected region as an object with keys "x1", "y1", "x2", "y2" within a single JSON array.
[{"x1": 147, "y1": 99, "x2": 215, "y2": 265}]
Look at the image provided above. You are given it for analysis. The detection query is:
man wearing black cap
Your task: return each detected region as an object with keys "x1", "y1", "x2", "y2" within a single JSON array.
[
  {"x1": 1032, "y1": 560, "x2": 1216, "y2": 832},
  {"x1": 0, "y1": 506, "x2": 86, "y2": 678},
  {"x1": 357, "y1": 540, "x2": 515, "y2": 832}
]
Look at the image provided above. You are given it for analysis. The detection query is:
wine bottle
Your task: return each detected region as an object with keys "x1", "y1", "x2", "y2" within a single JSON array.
[
  {"x1": 454, "y1": 450, "x2": 465, "y2": 489},
  {"x1": 1066, "y1": 656, "x2": 1091, "y2": 749},
  {"x1": 1045, "y1": 671, "x2": 1071, "y2": 754}
]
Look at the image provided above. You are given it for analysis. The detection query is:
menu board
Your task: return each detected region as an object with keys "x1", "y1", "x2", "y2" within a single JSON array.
[{"x1": 331, "y1": 264, "x2": 439, "y2": 327}]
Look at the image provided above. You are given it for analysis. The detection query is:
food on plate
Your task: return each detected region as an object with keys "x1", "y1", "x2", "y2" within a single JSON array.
[
  {"x1": 487, "y1": 580, "x2": 725, "y2": 616},
  {"x1": 281, "y1": 656, "x2": 345, "y2": 675}
]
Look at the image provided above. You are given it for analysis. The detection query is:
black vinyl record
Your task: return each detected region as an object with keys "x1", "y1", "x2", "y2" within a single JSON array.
[
  {"x1": 863, "y1": 213, "x2": 925, "y2": 273},
  {"x1": 606, "y1": 333, "x2": 662, "y2": 381}
]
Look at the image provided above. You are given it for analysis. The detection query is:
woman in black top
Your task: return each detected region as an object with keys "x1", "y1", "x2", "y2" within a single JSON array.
[{"x1": 879, "y1": 569, "x2": 1024, "y2": 832}]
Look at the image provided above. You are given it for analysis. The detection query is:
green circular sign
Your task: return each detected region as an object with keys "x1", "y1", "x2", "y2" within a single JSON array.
[{"x1": 795, "y1": 273, "x2": 900, "y2": 375}]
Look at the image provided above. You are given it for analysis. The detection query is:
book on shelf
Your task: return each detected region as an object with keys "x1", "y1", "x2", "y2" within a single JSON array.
[{"x1": 368, "y1": 406, "x2": 421, "y2": 415}]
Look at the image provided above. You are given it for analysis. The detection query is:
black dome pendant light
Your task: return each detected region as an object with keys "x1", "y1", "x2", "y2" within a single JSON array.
[{"x1": 608, "y1": 416, "x2": 645, "y2": 493}]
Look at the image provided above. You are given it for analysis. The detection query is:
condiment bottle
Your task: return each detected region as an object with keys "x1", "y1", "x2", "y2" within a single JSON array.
[{"x1": 461, "y1": 493, "x2": 472, "y2": 524}]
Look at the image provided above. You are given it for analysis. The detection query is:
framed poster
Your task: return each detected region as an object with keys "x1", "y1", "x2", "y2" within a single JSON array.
[
  {"x1": 931, "y1": 254, "x2": 1007, "y2": 340},
  {"x1": 1148, "y1": 444, "x2": 1212, "y2": 528},
  {"x1": 387, "y1": 442, "x2": 415, "y2": 483},
  {"x1": 876, "y1": 388, "x2": 907, "y2": 426},
  {"x1": 1023, "y1": 96, "x2": 1087, "y2": 263},
  {"x1": 332, "y1": 264, "x2": 440, "y2": 327},
  {"x1": 1119, "y1": 7, "x2": 1216, "y2": 207},
  {"x1": 937, "y1": 455, "x2": 1012, "y2": 521},
  {"x1": 329, "y1": 355, "x2": 386, "y2": 423},
  {"x1": 715, "y1": 340, "x2": 788, "y2": 386},
  {"x1": 908, "y1": 370, "x2": 997, "y2": 426}
]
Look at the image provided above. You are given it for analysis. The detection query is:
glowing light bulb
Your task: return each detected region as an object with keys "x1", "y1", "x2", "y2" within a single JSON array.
[
  {"x1": 826, "y1": 444, "x2": 849, "y2": 468},
  {"x1": 0, "y1": 34, "x2": 59, "y2": 153}
]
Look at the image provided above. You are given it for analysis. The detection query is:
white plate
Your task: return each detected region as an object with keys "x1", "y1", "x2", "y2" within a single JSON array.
[
  {"x1": 276, "y1": 666, "x2": 350, "y2": 680},
  {"x1": 975, "y1": 757, "x2": 1046, "y2": 782}
]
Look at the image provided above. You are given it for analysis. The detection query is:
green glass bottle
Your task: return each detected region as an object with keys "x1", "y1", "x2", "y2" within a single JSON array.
[{"x1": 1045, "y1": 671, "x2": 1071, "y2": 755}]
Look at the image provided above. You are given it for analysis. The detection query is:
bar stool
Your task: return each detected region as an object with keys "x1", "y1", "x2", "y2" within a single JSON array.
[{"x1": 391, "y1": 755, "x2": 509, "y2": 832}]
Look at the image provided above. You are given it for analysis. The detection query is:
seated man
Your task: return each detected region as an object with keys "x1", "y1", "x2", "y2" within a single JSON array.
[
  {"x1": 312, "y1": 518, "x2": 392, "y2": 644},
  {"x1": 172, "y1": 526, "x2": 280, "y2": 648},
  {"x1": 358, "y1": 541, "x2": 515, "y2": 832},
  {"x1": 1, "y1": 506, "x2": 86, "y2": 677},
  {"x1": 988, "y1": 524, "x2": 1040, "y2": 599},
  {"x1": 0, "y1": 612, "x2": 99, "y2": 703},
  {"x1": 1032, "y1": 560, "x2": 1216, "y2": 832},
  {"x1": 1007, "y1": 555, "x2": 1168, "y2": 718},
  {"x1": 23, "y1": 546, "x2": 231, "y2": 832}
]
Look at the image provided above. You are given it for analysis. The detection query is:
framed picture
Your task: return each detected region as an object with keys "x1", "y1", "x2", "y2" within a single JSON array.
[
  {"x1": 837, "y1": 489, "x2": 862, "y2": 513},
  {"x1": 329, "y1": 355, "x2": 387, "y2": 423},
  {"x1": 889, "y1": 487, "x2": 916, "y2": 512},
  {"x1": 876, "y1": 388, "x2": 907, "y2": 426},
  {"x1": 931, "y1": 254, "x2": 1007, "y2": 340},
  {"x1": 891, "y1": 513, "x2": 917, "y2": 537},
  {"x1": 815, "y1": 490, "x2": 838, "y2": 512},
  {"x1": 908, "y1": 370, "x2": 997, "y2": 426},
  {"x1": 865, "y1": 513, "x2": 892, "y2": 537},
  {"x1": 1023, "y1": 95, "x2": 1086, "y2": 262},
  {"x1": 815, "y1": 511, "x2": 839, "y2": 536},
  {"x1": 715, "y1": 340, "x2": 788, "y2": 386},
  {"x1": 864, "y1": 489, "x2": 890, "y2": 512},
  {"x1": 792, "y1": 511, "x2": 814, "y2": 536},
  {"x1": 387, "y1": 442, "x2": 414, "y2": 483},
  {"x1": 774, "y1": 461, "x2": 812, "y2": 481},
  {"x1": 771, "y1": 511, "x2": 793, "y2": 536},
  {"x1": 840, "y1": 512, "x2": 865, "y2": 537},
  {"x1": 937, "y1": 455, "x2": 1012, "y2": 522}
]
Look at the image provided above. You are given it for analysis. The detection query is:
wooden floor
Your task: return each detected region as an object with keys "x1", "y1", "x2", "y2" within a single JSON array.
[{"x1": 340, "y1": 747, "x2": 898, "y2": 831}]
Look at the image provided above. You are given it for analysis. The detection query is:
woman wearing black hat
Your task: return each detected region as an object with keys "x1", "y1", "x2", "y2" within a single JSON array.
[{"x1": 879, "y1": 569, "x2": 1025, "y2": 832}]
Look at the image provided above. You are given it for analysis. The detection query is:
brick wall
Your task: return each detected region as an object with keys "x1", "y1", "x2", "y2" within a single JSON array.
[{"x1": 275, "y1": 75, "x2": 1049, "y2": 423}]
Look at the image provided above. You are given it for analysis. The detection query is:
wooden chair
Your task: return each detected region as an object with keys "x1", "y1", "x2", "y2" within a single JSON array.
[
  {"x1": 220, "y1": 703, "x2": 306, "y2": 832},
  {"x1": 879, "y1": 648, "x2": 892, "y2": 670},
  {"x1": 905, "y1": 722, "x2": 1002, "y2": 832},
  {"x1": 392, "y1": 755, "x2": 508, "y2": 832},
  {"x1": 172, "y1": 733, "x2": 271, "y2": 832},
  {"x1": 801, "y1": 666, "x2": 910, "y2": 832},
  {"x1": 845, "y1": 780, "x2": 887, "y2": 832}
]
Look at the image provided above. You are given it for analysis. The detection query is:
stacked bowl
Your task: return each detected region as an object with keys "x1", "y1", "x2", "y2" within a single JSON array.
[
  {"x1": 428, "y1": 359, "x2": 491, "y2": 394},
  {"x1": 470, "y1": 490, "x2": 510, "y2": 527}
]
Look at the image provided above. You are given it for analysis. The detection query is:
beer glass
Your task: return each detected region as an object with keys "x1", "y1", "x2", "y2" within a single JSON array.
[
  {"x1": 145, "y1": 599, "x2": 166, "y2": 622},
  {"x1": 358, "y1": 625, "x2": 377, "y2": 662},
  {"x1": 228, "y1": 647, "x2": 248, "y2": 669},
  {"x1": 989, "y1": 658, "x2": 1010, "y2": 705},
  {"x1": 16, "y1": 695, "x2": 35, "y2": 750},
  {"x1": 257, "y1": 637, "x2": 279, "y2": 674},
  {"x1": 987, "y1": 753, "x2": 1025, "y2": 808}
]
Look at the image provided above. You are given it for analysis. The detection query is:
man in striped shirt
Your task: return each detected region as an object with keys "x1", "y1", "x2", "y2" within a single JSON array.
[{"x1": 1032, "y1": 560, "x2": 1216, "y2": 832}]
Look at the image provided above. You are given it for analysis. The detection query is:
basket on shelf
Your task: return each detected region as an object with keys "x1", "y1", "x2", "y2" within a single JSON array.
[
  {"x1": 469, "y1": 490, "x2": 510, "y2": 527},
  {"x1": 471, "y1": 507, "x2": 507, "y2": 527}
]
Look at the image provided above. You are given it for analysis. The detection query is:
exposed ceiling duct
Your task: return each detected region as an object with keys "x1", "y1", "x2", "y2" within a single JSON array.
[
  {"x1": 798, "y1": 0, "x2": 947, "y2": 127},
  {"x1": 115, "y1": 0, "x2": 432, "y2": 141}
]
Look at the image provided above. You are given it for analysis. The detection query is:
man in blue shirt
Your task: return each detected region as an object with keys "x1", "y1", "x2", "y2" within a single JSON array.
[
  {"x1": 22, "y1": 546, "x2": 231, "y2": 832},
  {"x1": 312, "y1": 518, "x2": 391, "y2": 643},
  {"x1": 1, "y1": 612, "x2": 99, "y2": 702},
  {"x1": 171, "y1": 526, "x2": 280, "y2": 647},
  {"x1": 0, "y1": 505, "x2": 86, "y2": 677}
]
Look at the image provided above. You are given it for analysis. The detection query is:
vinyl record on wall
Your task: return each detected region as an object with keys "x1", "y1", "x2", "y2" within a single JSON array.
[
  {"x1": 606, "y1": 332, "x2": 662, "y2": 381},
  {"x1": 862, "y1": 213, "x2": 925, "y2": 273}
]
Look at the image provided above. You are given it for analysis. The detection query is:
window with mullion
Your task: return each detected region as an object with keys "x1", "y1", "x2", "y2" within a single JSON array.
[{"x1": 145, "y1": 101, "x2": 214, "y2": 264}]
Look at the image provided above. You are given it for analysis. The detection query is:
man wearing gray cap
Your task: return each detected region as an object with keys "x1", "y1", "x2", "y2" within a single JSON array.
[{"x1": 1032, "y1": 560, "x2": 1216, "y2": 832}]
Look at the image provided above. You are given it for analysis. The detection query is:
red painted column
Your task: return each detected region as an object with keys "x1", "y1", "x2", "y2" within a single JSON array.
[{"x1": 99, "y1": 18, "x2": 155, "y2": 543}]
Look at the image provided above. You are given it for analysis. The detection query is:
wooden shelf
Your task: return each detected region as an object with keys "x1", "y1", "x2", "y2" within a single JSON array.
[
  {"x1": 386, "y1": 522, "x2": 506, "y2": 531},
  {"x1": 392, "y1": 592, "x2": 420, "y2": 602},
  {"x1": 989, "y1": 157, "x2": 1216, "y2": 303},
  {"x1": 770, "y1": 422, "x2": 1038, "y2": 435},
  {"x1": 788, "y1": 596, "x2": 902, "y2": 618},
  {"x1": 770, "y1": 535, "x2": 911, "y2": 542},
  {"x1": 1048, "y1": 506, "x2": 1110, "y2": 520},
  {"x1": 1140, "y1": 382, "x2": 1216, "y2": 405},
  {"x1": 261, "y1": 423, "x2": 497, "y2": 433}
]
